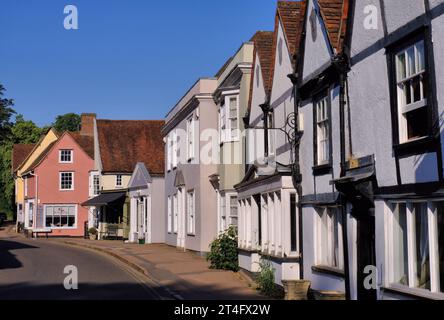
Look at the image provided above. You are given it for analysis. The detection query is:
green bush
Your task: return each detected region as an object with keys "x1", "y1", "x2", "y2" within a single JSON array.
[
  {"x1": 256, "y1": 258, "x2": 277, "y2": 297},
  {"x1": 207, "y1": 226, "x2": 239, "y2": 272}
]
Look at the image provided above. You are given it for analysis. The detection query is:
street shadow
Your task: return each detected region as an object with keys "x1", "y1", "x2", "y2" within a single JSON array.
[
  {"x1": 0, "y1": 240, "x2": 38, "y2": 270},
  {"x1": 0, "y1": 282, "x2": 160, "y2": 300}
]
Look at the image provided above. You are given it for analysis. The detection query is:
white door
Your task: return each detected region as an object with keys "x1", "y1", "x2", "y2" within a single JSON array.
[{"x1": 137, "y1": 197, "x2": 145, "y2": 240}]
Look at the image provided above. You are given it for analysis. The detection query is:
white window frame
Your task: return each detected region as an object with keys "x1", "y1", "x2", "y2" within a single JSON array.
[
  {"x1": 315, "y1": 95, "x2": 330, "y2": 166},
  {"x1": 187, "y1": 190, "x2": 195, "y2": 235},
  {"x1": 59, "y1": 149, "x2": 73, "y2": 164},
  {"x1": 219, "y1": 93, "x2": 240, "y2": 143},
  {"x1": 167, "y1": 196, "x2": 172, "y2": 233},
  {"x1": 395, "y1": 39, "x2": 428, "y2": 144},
  {"x1": 186, "y1": 116, "x2": 195, "y2": 161},
  {"x1": 115, "y1": 174, "x2": 123, "y2": 187},
  {"x1": 59, "y1": 172, "x2": 74, "y2": 191},
  {"x1": 386, "y1": 200, "x2": 444, "y2": 297},
  {"x1": 228, "y1": 194, "x2": 238, "y2": 228},
  {"x1": 316, "y1": 206, "x2": 344, "y2": 270},
  {"x1": 44, "y1": 204, "x2": 77, "y2": 229}
]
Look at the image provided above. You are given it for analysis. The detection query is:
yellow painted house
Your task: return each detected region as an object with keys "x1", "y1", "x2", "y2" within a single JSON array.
[{"x1": 12, "y1": 128, "x2": 59, "y2": 226}]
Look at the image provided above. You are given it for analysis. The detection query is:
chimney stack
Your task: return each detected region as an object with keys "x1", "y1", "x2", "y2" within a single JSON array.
[{"x1": 80, "y1": 113, "x2": 96, "y2": 136}]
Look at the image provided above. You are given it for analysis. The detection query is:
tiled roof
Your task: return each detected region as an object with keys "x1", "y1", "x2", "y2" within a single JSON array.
[
  {"x1": 97, "y1": 120, "x2": 165, "y2": 175},
  {"x1": 267, "y1": 1, "x2": 307, "y2": 96},
  {"x1": 247, "y1": 31, "x2": 274, "y2": 116},
  {"x1": 70, "y1": 132, "x2": 94, "y2": 159},
  {"x1": 12, "y1": 144, "x2": 35, "y2": 172},
  {"x1": 318, "y1": 0, "x2": 349, "y2": 53},
  {"x1": 250, "y1": 31, "x2": 275, "y2": 96},
  {"x1": 277, "y1": 1, "x2": 307, "y2": 58}
]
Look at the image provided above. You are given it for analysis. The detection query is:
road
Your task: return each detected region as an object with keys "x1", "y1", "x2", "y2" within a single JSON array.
[{"x1": 0, "y1": 235, "x2": 159, "y2": 300}]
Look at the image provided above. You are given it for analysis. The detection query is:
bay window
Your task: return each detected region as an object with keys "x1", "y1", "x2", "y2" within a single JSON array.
[{"x1": 219, "y1": 94, "x2": 239, "y2": 143}]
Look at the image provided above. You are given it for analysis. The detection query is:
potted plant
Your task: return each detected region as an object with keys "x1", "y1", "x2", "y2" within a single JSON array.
[{"x1": 88, "y1": 227, "x2": 98, "y2": 240}]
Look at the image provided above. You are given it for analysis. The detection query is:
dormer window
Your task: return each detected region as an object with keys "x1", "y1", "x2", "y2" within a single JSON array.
[{"x1": 59, "y1": 150, "x2": 73, "y2": 163}]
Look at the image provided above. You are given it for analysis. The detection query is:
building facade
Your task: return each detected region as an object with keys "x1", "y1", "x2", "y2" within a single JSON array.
[
  {"x1": 213, "y1": 41, "x2": 254, "y2": 234},
  {"x1": 163, "y1": 78, "x2": 219, "y2": 253},
  {"x1": 21, "y1": 131, "x2": 94, "y2": 237},
  {"x1": 236, "y1": 1, "x2": 307, "y2": 285}
]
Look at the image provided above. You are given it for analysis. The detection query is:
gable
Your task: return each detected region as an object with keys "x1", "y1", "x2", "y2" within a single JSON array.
[
  {"x1": 249, "y1": 52, "x2": 268, "y2": 126},
  {"x1": 128, "y1": 163, "x2": 152, "y2": 189},
  {"x1": 18, "y1": 129, "x2": 58, "y2": 176},
  {"x1": 270, "y1": 20, "x2": 294, "y2": 104},
  {"x1": 301, "y1": 0, "x2": 334, "y2": 83}
]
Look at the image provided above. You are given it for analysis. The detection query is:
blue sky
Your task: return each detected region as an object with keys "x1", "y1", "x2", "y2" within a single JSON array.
[{"x1": 0, "y1": 0, "x2": 277, "y2": 127}]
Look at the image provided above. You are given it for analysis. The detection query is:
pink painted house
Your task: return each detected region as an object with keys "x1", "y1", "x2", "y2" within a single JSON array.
[{"x1": 22, "y1": 131, "x2": 94, "y2": 237}]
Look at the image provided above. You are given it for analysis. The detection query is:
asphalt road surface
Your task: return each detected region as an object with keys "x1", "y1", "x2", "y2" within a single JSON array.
[{"x1": 0, "y1": 237, "x2": 159, "y2": 300}]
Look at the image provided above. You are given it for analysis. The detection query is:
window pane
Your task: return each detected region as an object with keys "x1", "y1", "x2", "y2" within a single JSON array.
[
  {"x1": 416, "y1": 41, "x2": 425, "y2": 73},
  {"x1": 414, "y1": 203, "x2": 430, "y2": 290},
  {"x1": 393, "y1": 203, "x2": 409, "y2": 286},
  {"x1": 397, "y1": 52, "x2": 407, "y2": 81},
  {"x1": 406, "y1": 107, "x2": 427, "y2": 140},
  {"x1": 290, "y1": 194, "x2": 297, "y2": 252},
  {"x1": 407, "y1": 46, "x2": 415, "y2": 77},
  {"x1": 412, "y1": 76, "x2": 422, "y2": 103}
]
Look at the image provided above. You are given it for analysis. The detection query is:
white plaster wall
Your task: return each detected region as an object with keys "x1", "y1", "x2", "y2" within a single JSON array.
[
  {"x1": 249, "y1": 52, "x2": 267, "y2": 125},
  {"x1": 349, "y1": 0, "x2": 384, "y2": 57},
  {"x1": 347, "y1": 51, "x2": 398, "y2": 187},
  {"x1": 383, "y1": 0, "x2": 425, "y2": 34},
  {"x1": 299, "y1": 100, "x2": 315, "y2": 196}
]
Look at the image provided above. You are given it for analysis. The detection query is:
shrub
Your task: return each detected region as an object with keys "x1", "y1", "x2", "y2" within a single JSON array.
[
  {"x1": 256, "y1": 258, "x2": 277, "y2": 297},
  {"x1": 207, "y1": 226, "x2": 239, "y2": 272},
  {"x1": 88, "y1": 227, "x2": 98, "y2": 235}
]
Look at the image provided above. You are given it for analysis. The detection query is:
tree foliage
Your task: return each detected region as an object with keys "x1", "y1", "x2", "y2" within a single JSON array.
[
  {"x1": 53, "y1": 113, "x2": 81, "y2": 133},
  {"x1": 0, "y1": 84, "x2": 16, "y2": 142}
]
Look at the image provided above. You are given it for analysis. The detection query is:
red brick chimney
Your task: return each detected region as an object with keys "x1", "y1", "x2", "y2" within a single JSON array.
[{"x1": 80, "y1": 113, "x2": 96, "y2": 136}]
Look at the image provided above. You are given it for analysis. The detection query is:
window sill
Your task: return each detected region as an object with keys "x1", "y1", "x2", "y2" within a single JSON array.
[
  {"x1": 187, "y1": 233, "x2": 196, "y2": 237},
  {"x1": 312, "y1": 164, "x2": 332, "y2": 176},
  {"x1": 312, "y1": 265, "x2": 345, "y2": 278},
  {"x1": 382, "y1": 284, "x2": 444, "y2": 300},
  {"x1": 394, "y1": 136, "x2": 437, "y2": 157}
]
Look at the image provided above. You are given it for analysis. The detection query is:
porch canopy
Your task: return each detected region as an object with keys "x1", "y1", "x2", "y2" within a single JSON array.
[{"x1": 82, "y1": 191, "x2": 126, "y2": 207}]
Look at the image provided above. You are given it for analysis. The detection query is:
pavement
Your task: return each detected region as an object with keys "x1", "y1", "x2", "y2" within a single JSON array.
[
  {"x1": 0, "y1": 224, "x2": 159, "y2": 300},
  {"x1": 1, "y1": 223, "x2": 264, "y2": 300}
]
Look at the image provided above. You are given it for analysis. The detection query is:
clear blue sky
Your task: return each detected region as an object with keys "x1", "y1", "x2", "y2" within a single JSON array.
[{"x1": 0, "y1": 0, "x2": 277, "y2": 127}]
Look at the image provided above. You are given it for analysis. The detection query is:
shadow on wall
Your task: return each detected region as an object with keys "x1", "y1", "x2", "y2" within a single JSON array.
[{"x1": 0, "y1": 240, "x2": 38, "y2": 270}]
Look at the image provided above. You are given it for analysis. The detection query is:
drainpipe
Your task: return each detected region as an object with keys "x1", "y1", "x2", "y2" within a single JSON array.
[{"x1": 333, "y1": 53, "x2": 351, "y2": 300}]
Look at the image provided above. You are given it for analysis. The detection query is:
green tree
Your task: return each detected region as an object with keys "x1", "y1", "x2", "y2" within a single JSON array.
[
  {"x1": 53, "y1": 113, "x2": 81, "y2": 132},
  {"x1": 0, "y1": 84, "x2": 16, "y2": 142}
]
